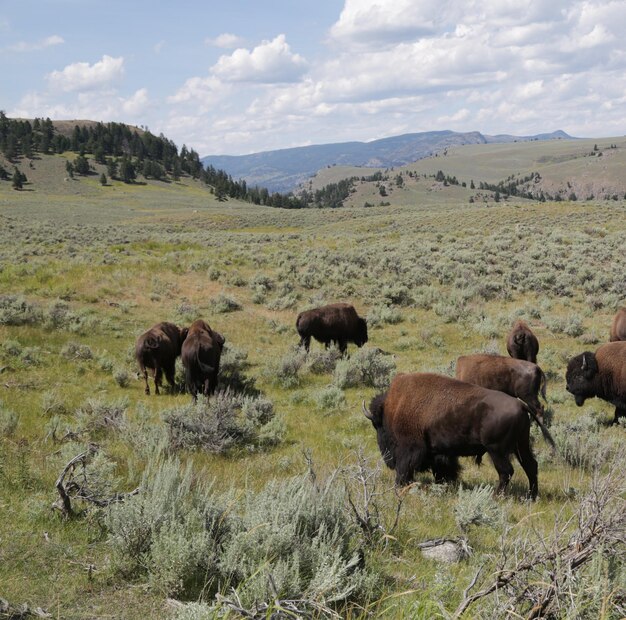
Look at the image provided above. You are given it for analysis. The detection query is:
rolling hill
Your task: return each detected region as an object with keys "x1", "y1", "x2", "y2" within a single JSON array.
[{"x1": 201, "y1": 130, "x2": 573, "y2": 192}]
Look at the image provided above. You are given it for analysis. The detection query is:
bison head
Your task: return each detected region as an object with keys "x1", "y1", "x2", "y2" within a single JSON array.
[
  {"x1": 362, "y1": 394, "x2": 395, "y2": 469},
  {"x1": 355, "y1": 317, "x2": 368, "y2": 347},
  {"x1": 566, "y1": 351, "x2": 599, "y2": 406}
]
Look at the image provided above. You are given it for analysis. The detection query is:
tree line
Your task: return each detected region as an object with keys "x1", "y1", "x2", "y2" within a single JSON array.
[{"x1": 0, "y1": 112, "x2": 360, "y2": 208}]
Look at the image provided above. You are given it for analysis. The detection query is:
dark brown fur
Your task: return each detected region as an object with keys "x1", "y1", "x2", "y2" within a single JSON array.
[
  {"x1": 296, "y1": 302, "x2": 367, "y2": 355},
  {"x1": 456, "y1": 354, "x2": 547, "y2": 422},
  {"x1": 566, "y1": 342, "x2": 626, "y2": 424},
  {"x1": 507, "y1": 320, "x2": 539, "y2": 364},
  {"x1": 135, "y1": 322, "x2": 188, "y2": 395},
  {"x1": 181, "y1": 319, "x2": 225, "y2": 400},
  {"x1": 364, "y1": 373, "x2": 554, "y2": 499},
  {"x1": 609, "y1": 307, "x2": 626, "y2": 342}
]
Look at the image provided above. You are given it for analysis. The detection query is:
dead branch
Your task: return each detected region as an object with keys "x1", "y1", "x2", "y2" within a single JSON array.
[
  {"x1": 53, "y1": 443, "x2": 139, "y2": 517},
  {"x1": 0, "y1": 597, "x2": 51, "y2": 618},
  {"x1": 454, "y1": 454, "x2": 626, "y2": 618}
]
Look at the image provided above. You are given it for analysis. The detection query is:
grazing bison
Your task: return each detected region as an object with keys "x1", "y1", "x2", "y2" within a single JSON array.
[
  {"x1": 507, "y1": 320, "x2": 539, "y2": 364},
  {"x1": 135, "y1": 322, "x2": 188, "y2": 395},
  {"x1": 181, "y1": 319, "x2": 225, "y2": 400},
  {"x1": 362, "y1": 373, "x2": 555, "y2": 499},
  {"x1": 609, "y1": 307, "x2": 626, "y2": 342},
  {"x1": 566, "y1": 341, "x2": 626, "y2": 424},
  {"x1": 296, "y1": 303, "x2": 367, "y2": 355},
  {"x1": 456, "y1": 354, "x2": 547, "y2": 422}
]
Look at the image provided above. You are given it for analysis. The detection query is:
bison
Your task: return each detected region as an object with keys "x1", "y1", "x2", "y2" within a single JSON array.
[
  {"x1": 135, "y1": 322, "x2": 188, "y2": 395},
  {"x1": 566, "y1": 341, "x2": 626, "y2": 425},
  {"x1": 609, "y1": 307, "x2": 626, "y2": 342},
  {"x1": 507, "y1": 320, "x2": 539, "y2": 364},
  {"x1": 362, "y1": 373, "x2": 555, "y2": 499},
  {"x1": 456, "y1": 354, "x2": 547, "y2": 422},
  {"x1": 296, "y1": 302, "x2": 367, "y2": 355},
  {"x1": 181, "y1": 319, "x2": 225, "y2": 400}
]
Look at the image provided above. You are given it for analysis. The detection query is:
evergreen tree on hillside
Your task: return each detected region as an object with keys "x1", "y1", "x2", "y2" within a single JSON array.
[
  {"x1": 12, "y1": 167, "x2": 23, "y2": 190},
  {"x1": 119, "y1": 157, "x2": 136, "y2": 183}
]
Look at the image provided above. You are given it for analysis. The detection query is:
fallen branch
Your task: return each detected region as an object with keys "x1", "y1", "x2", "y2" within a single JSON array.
[
  {"x1": 53, "y1": 444, "x2": 139, "y2": 518},
  {"x1": 0, "y1": 597, "x2": 51, "y2": 618}
]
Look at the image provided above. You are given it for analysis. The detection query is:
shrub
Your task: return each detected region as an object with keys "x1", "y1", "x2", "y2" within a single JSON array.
[
  {"x1": 306, "y1": 347, "x2": 342, "y2": 374},
  {"x1": 217, "y1": 345, "x2": 258, "y2": 395},
  {"x1": 314, "y1": 384, "x2": 346, "y2": 411},
  {"x1": 113, "y1": 367, "x2": 131, "y2": 388},
  {"x1": 333, "y1": 348, "x2": 396, "y2": 390},
  {"x1": 61, "y1": 341, "x2": 93, "y2": 361},
  {"x1": 76, "y1": 397, "x2": 128, "y2": 435},
  {"x1": 164, "y1": 390, "x2": 284, "y2": 453},
  {"x1": 264, "y1": 347, "x2": 307, "y2": 389},
  {"x1": 366, "y1": 304, "x2": 403, "y2": 327},
  {"x1": 0, "y1": 295, "x2": 42, "y2": 326},
  {"x1": 211, "y1": 294, "x2": 241, "y2": 313},
  {"x1": 454, "y1": 485, "x2": 501, "y2": 533},
  {"x1": 552, "y1": 413, "x2": 616, "y2": 469},
  {"x1": 0, "y1": 403, "x2": 18, "y2": 437}
]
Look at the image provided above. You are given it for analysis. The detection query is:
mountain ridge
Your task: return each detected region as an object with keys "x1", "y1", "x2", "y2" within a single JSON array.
[{"x1": 201, "y1": 130, "x2": 574, "y2": 192}]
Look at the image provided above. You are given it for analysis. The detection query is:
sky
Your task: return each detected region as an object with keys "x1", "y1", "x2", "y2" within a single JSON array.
[{"x1": 2, "y1": 0, "x2": 626, "y2": 157}]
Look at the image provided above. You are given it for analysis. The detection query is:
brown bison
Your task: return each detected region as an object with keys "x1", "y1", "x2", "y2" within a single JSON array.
[
  {"x1": 609, "y1": 307, "x2": 626, "y2": 342},
  {"x1": 135, "y1": 322, "x2": 188, "y2": 395},
  {"x1": 181, "y1": 319, "x2": 225, "y2": 400},
  {"x1": 362, "y1": 373, "x2": 555, "y2": 499},
  {"x1": 566, "y1": 341, "x2": 626, "y2": 425},
  {"x1": 296, "y1": 302, "x2": 367, "y2": 355},
  {"x1": 456, "y1": 354, "x2": 547, "y2": 422},
  {"x1": 507, "y1": 320, "x2": 539, "y2": 364}
]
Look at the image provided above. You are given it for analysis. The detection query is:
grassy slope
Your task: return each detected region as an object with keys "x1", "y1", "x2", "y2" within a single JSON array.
[
  {"x1": 307, "y1": 137, "x2": 626, "y2": 206},
  {"x1": 0, "y1": 149, "x2": 624, "y2": 618}
]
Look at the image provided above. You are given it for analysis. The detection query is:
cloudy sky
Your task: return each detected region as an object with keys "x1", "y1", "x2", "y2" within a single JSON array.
[{"x1": 2, "y1": 0, "x2": 625, "y2": 156}]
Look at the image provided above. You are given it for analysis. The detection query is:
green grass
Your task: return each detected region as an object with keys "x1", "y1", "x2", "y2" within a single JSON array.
[{"x1": 0, "y1": 156, "x2": 625, "y2": 618}]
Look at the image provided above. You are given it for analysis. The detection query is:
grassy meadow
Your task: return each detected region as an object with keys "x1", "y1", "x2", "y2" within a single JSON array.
[{"x1": 0, "y1": 153, "x2": 625, "y2": 619}]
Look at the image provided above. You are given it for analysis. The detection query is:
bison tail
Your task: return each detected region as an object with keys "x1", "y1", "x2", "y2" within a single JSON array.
[
  {"x1": 146, "y1": 335, "x2": 161, "y2": 349},
  {"x1": 519, "y1": 399, "x2": 556, "y2": 450}
]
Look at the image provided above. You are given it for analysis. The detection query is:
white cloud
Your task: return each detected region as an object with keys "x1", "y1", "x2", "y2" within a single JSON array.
[
  {"x1": 122, "y1": 88, "x2": 150, "y2": 116},
  {"x1": 168, "y1": 75, "x2": 227, "y2": 106},
  {"x1": 47, "y1": 55, "x2": 124, "y2": 92},
  {"x1": 206, "y1": 33, "x2": 245, "y2": 49},
  {"x1": 8, "y1": 35, "x2": 64, "y2": 52},
  {"x1": 211, "y1": 34, "x2": 307, "y2": 83}
]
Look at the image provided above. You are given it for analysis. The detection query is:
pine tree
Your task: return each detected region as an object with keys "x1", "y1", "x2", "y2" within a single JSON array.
[{"x1": 100, "y1": 173, "x2": 107, "y2": 186}]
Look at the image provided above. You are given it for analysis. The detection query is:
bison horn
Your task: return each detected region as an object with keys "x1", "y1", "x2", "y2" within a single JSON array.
[
  {"x1": 361, "y1": 399, "x2": 373, "y2": 420},
  {"x1": 581, "y1": 354, "x2": 587, "y2": 370}
]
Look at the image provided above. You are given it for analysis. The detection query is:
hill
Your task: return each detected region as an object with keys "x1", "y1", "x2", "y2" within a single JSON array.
[
  {"x1": 303, "y1": 136, "x2": 626, "y2": 206},
  {"x1": 201, "y1": 130, "x2": 573, "y2": 192}
]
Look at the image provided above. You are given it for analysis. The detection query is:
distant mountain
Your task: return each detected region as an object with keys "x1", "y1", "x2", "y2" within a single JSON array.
[{"x1": 201, "y1": 130, "x2": 574, "y2": 192}]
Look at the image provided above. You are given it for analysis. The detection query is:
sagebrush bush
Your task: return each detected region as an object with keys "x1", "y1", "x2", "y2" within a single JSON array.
[
  {"x1": 164, "y1": 390, "x2": 284, "y2": 453},
  {"x1": 217, "y1": 345, "x2": 258, "y2": 395},
  {"x1": 264, "y1": 347, "x2": 307, "y2": 388},
  {"x1": 314, "y1": 384, "x2": 346, "y2": 411},
  {"x1": 76, "y1": 397, "x2": 128, "y2": 435},
  {"x1": 0, "y1": 294, "x2": 42, "y2": 326},
  {"x1": 306, "y1": 347, "x2": 342, "y2": 374},
  {"x1": 552, "y1": 413, "x2": 617, "y2": 469},
  {"x1": 211, "y1": 294, "x2": 241, "y2": 313},
  {"x1": 366, "y1": 304, "x2": 403, "y2": 327},
  {"x1": 0, "y1": 402, "x2": 18, "y2": 437},
  {"x1": 333, "y1": 347, "x2": 396, "y2": 390},
  {"x1": 61, "y1": 341, "x2": 93, "y2": 361},
  {"x1": 454, "y1": 484, "x2": 501, "y2": 533}
]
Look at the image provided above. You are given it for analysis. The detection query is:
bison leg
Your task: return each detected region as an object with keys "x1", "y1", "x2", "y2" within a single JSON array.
[
  {"x1": 139, "y1": 364, "x2": 150, "y2": 395},
  {"x1": 299, "y1": 335, "x2": 311, "y2": 352},
  {"x1": 488, "y1": 452, "x2": 514, "y2": 495},
  {"x1": 515, "y1": 433, "x2": 538, "y2": 499},
  {"x1": 164, "y1": 363, "x2": 177, "y2": 394},
  {"x1": 338, "y1": 339, "x2": 348, "y2": 356},
  {"x1": 613, "y1": 407, "x2": 626, "y2": 425},
  {"x1": 430, "y1": 455, "x2": 460, "y2": 483},
  {"x1": 154, "y1": 366, "x2": 163, "y2": 395}
]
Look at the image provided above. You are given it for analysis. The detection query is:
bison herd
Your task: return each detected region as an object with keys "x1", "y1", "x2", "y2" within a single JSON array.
[{"x1": 135, "y1": 304, "x2": 626, "y2": 499}]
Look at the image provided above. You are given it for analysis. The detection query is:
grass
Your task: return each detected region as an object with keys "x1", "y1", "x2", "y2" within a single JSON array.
[{"x1": 0, "y1": 152, "x2": 625, "y2": 618}]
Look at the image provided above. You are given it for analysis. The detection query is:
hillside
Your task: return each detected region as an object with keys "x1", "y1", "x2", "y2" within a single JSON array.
[
  {"x1": 303, "y1": 136, "x2": 626, "y2": 206},
  {"x1": 201, "y1": 130, "x2": 573, "y2": 192}
]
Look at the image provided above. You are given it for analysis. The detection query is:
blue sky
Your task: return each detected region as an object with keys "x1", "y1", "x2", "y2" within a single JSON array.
[{"x1": 2, "y1": 0, "x2": 625, "y2": 156}]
